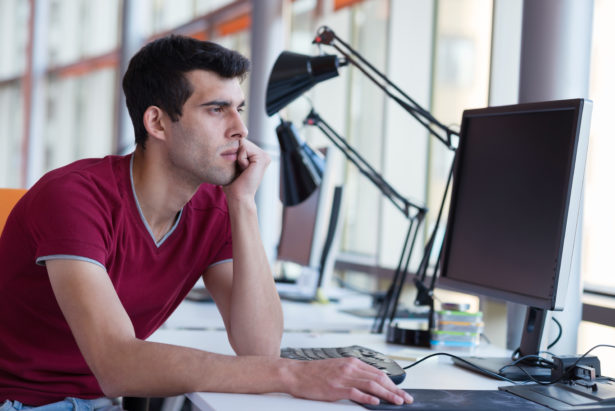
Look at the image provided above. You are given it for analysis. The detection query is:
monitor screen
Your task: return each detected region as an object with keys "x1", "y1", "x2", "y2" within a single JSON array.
[
  {"x1": 436, "y1": 99, "x2": 592, "y2": 379},
  {"x1": 439, "y1": 99, "x2": 591, "y2": 311}
]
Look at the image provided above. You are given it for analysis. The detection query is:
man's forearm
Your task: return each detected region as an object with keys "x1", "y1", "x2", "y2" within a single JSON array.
[
  {"x1": 99, "y1": 338, "x2": 289, "y2": 398},
  {"x1": 226, "y1": 197, "x2": 283, "y2": 355},
  {"x1": 101, "y1": 337, "x2": 413, "y2": 408}
]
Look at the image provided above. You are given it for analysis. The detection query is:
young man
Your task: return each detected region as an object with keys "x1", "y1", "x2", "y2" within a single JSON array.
[{"x1": 0, "y1": 35, "x2": 413, "y2": 409}]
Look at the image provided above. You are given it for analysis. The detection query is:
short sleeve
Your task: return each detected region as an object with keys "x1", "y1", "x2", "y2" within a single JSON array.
[
  {"x1": 27, "y1": 173, "x2": 114, "y2": 268},
  {"x1": 211, "y1": 205, "x2": 233, "y2": 266}
]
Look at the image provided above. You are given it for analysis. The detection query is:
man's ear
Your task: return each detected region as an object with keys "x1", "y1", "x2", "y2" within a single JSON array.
[{"x1": 143, "y1": 106, "x2": 167, "y2": 142}]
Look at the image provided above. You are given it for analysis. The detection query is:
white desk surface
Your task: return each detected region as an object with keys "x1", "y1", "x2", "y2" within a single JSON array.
[
  {"x1": 163, "y1": 293, "x2": 391, "y2": 333},
  {"x1": 148, "y1": 327, "x2": 512, "y2": 411}
]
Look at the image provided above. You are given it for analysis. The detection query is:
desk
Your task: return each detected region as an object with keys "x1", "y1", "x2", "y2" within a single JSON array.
[
  {"x1": 163, "y1": 293, "x2": 382, "y2": 332},
  {"x1": 148, "y1": 328, "x2": 511, "y2": 411}
]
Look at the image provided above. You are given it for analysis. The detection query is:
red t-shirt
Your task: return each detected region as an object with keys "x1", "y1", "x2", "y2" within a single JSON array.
[{"x1": 0, "y1": 155, "x2": 233, "y2": 405}]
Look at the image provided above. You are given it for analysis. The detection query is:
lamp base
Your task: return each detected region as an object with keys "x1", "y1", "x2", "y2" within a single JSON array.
[{"x1": 386, "y1": 322, "x2": 431, "y2": 348}]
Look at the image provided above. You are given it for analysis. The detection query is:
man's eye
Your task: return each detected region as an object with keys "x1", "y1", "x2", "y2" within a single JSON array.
[{"x1": 238, "y1": 107, "x2": 245, "y2": 113}]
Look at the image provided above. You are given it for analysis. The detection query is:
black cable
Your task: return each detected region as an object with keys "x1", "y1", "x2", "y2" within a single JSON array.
[
  {"x1": 507, "y1": 349, "x2": 558, "y2": 386},
  {"x1": 402, "y1": 352, "x2": 517, "y2": 384},
  {"x1": 523, "y1": 343, "x2": 615, "y2": 386},
  {"x1": 496, "y1": 354, "x2": 555, "y2": 386},
  {"x1": 498, "y1": 355, "x2": 555, "y2": 374},
  {"x1": 560, "y1": 344, "x2": 615, "y2": 379},
  {"x1": 547, "y1": 316, "x2": 562, "y2": 349},
  {"x1": 510, "y1": 315, "x2": 563, "y2": 360},
  {"x1": 402, "y1": 344, "x2": 615, "y2": 388},
  {"x1": 538, "y1": 350, "x2": 556, "y2": 357}
]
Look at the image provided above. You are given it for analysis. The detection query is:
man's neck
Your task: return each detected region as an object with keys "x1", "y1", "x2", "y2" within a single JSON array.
[{"x1": 131, "y1": 148, "x2": 196, "y2": 242}]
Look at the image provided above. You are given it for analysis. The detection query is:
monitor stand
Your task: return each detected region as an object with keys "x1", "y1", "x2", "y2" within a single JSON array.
[
  {"x1": 501, "y1": 379, "x2": 615, "y2": 410},
  {"x1": 452, "y1": 356, "x2": 552, "y2": 382},
  {"x1": 454, "y1": 306, "x2": 552, "y2": 382}
]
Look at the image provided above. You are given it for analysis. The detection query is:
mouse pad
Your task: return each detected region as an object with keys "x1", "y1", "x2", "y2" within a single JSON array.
[{"x1": 359, "y1": 389, "x2": 549, "y2": 410}]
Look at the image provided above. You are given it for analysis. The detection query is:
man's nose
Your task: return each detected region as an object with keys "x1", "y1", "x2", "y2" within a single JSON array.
[{"x1": 229, "y1": 111, "x2": 248, "y2": 139}]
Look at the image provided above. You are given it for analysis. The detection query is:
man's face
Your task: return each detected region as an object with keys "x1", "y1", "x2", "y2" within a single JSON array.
[{"x1": 165, "y1": 70, "x2": 248, "y2": 186}]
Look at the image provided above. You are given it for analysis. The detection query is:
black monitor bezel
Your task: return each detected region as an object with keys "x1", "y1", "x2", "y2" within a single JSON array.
[{"x1": 438, "y1": 98, "x2": 587, "y2": 310}]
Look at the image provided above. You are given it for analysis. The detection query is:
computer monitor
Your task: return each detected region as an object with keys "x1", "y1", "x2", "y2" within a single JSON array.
[
  {"x1": 438, "y1": 98, "x2": 592, "y2": 380},
  {"x1": 275, "y1": 147, "x2": 344, "y2": 301}
]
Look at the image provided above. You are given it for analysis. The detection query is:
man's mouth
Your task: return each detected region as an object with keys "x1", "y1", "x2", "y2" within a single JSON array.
[{"x1": 220, "y1": 148, "x2": 238, "y2": 161}]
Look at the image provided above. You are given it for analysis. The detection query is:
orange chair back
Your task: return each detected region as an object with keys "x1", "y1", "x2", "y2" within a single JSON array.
[{"x1": 0, "y1": 188, "x2": 27, "y2": 234}]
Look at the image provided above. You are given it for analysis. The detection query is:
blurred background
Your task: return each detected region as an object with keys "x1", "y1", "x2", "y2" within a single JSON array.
[{"x1": 1, "y1": 0, "x2": 613, "y2": 365}]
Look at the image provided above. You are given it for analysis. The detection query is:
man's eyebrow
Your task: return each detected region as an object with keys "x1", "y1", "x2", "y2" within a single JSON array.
[
  {"x1": 199, "y1": 100, "x2": 231, "y2": 107},
  {"x1": 199, "y1": 100, "x2": 246, "y2": 108}
]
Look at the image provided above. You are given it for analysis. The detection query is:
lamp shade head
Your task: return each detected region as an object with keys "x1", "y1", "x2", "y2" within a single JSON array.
[
  {"x1": 276, "y1": 120, "x2": 325, "y2": 206},
  {"x1": 266, "y1": 51, "x2": 340, "y2": 116}
]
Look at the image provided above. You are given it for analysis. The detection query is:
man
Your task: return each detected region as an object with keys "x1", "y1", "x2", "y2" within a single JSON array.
[{"x1": 0, "y1": 35, "x2": 413, "y2": 409}]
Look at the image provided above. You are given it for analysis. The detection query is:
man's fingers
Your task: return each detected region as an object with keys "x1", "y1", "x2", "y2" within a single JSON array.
[
  {"x1": 346, "y1": 387, "x2": 380, "y2": 405},
  {"x1": 330, "y1": 360, "x2": 412, "y2": 405},
  {"x1": 348, "y1": 362, "x2": 414, "y2": 405},
  {"x1": 236, "y1": 143, "x2": 250, "y2": 170},
  {"x1": 287, "y1": 357, "x2": 413, "y2": 405},
  {"x1": 361, "y1": 379, "x2": 407, "y2": 405}
]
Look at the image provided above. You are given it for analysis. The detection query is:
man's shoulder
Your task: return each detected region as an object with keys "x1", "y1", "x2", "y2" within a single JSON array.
[
  {"x1": 42, "y1": 155, "x2": 128, "y2": 182},
  {"x1": 23, "y1": 155, "x2": 131, "y2": 217},
  {"x1": 34, "y1": 155, "x2": 129, "y2": 196}
]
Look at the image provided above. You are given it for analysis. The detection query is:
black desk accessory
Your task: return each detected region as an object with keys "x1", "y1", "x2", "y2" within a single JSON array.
[
  {"x1": 359, "y1": 388, "x2": 550, "y2": 410},
  {"x1": 500, "y1": 378, "x2": 615, "y2": 411}
]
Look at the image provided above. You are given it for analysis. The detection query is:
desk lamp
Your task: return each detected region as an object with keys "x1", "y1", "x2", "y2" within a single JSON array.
[
  {"x1": 275, "y1": 119, "x2": 325, "y2": 207},
  {"x1": 266, "y1": 26, "x2": 458, "y2": 347}
]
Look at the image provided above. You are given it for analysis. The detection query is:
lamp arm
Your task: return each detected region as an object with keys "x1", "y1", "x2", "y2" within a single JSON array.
[
  {"x1": 305, "y1": 109, "x2": 427, "y2": 219},
  {"x1": 314, "y1": 26, "x2": 457, "y2": 150},
  {"x1": 426, "y1": 160, "x2": 455, "y2": 291},
  {"x1": 408, "y1": 155, "x2": 455, "y2": 310}
]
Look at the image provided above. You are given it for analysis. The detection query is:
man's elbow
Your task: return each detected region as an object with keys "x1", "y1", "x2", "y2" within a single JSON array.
[
  {"x1": 230, "y1": 335, "x2": 282, "y2": 357},
  {"x1": 88, "y1": 356, "x2": 137, "y2": 398},
  {"x1": 98, "y1": 379, "x2": 124, "y2": 400},
  {"x1": 85, "y1": 345, "x2": 137, "y2": 398}
]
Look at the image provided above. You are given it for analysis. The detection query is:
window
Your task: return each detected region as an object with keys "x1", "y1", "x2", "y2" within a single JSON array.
[
  {"x1": 0, "y1": 82, "x2": 23, "y2": 187},
  {"x1": 44, "y1": 68, "x2": 116, "y2": 172},
  {"x1": 428, "y1": 0, "x2": 493, "y2": 259},
  {"x1": 583, "y1": 0, "x2": 615, "y2": 294},
  {"x1": 0, "y1": 0, "x2": 29, "y2": 187},
  {"x1": 0, "y1": 0, "x2": 29, "y2": 78},
  {"x1": 1, "y1": 0, "x2": 251, "y2": 187},
  {"x1": 578, "y1": 0, "x2": 615, "y2": 379}
]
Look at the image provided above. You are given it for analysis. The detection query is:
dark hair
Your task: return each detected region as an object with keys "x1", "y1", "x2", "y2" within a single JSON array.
[{"x1": 122, "y1": 35, "x2": 250, "y2": 148}]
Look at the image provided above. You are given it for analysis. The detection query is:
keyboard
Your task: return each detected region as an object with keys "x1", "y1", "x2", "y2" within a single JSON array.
[{"x1": 280, "y1": 345, "x2": 406, "y2": 384}]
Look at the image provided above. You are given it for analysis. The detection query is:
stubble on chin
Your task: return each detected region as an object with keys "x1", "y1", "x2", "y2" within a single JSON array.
[{"x1": 215, "y1": 161, "x2": 242, "y2": 187}]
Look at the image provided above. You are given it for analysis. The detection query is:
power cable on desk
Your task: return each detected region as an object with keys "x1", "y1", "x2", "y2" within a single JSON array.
[
  {"x1": 500, "y1": 355, "x2": 555, "y2": 370},
  {"x1": 401, "y1": 352, "x2": 518, "y2": 384},
  {"x1": 497, "y1": 355, "x2": 555, "y2": 386},
  {"x1": 405, "y1": 344, "x2": 615, "y2": 388},
  {"x1": 555, "y1": 344, "x2": 615, "y2": 382},
  {"x1": 511, "y1": 344, "x2": 615, "y2": 386},
  {"x1": 516, "y1": 344, "x2": 615, "y2": 386}
]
